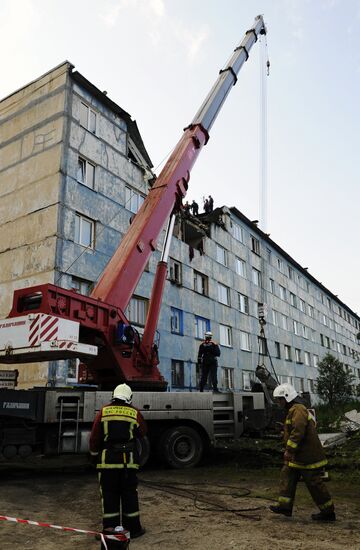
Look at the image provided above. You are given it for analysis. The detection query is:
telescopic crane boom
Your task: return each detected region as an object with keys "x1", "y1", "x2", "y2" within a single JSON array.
[{"x1": 0, "y1": 16, "x2": 266, "y2": 390}]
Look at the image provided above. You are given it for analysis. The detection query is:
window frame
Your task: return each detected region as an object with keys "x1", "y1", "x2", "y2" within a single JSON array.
[
  {"x1": 80, "y1": 101, "x2": 97, "y2": 134},
  {"x1": 170, "y1": 307, "x2": 184, "y2": 335},
  {"x1": 240, "y1": 330, "x2": 251, "y2": 351},
  {"x1": 77, "y1": 156, "x2": 95, "y2": 189},
  {"x1": 171, "y1": 359, "x2": 185, "y2": 388},
  {"x1": 195, "y1": 316, "x2": 210, "y2": 340},
  {"x1": 74, "y1": 213, "x2": 95, "y2": 248},
  {"x1": 219, "y1": 324, "x2": 232, "y2": 347},
  {"x1": 218, "y1": 282, "x2": 230, "y2": 306},
  {"x1": 193, "y1": 270, "x2": 209, "y2": 296}
]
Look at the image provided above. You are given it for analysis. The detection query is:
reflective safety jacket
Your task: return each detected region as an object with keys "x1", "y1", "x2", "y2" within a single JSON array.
[
  {"x1": 89, "y1": 400, "x2": 147, "y2": 470},
  {"x1": 284, "y1": 403, "x2": 327, "y2": 469}
]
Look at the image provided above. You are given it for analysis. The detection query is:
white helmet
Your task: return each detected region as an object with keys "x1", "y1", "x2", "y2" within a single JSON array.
[
  {"x1": 204, "y1": 331, "x2": 213, "y2": 338},
  {"x1": 273, "y1": 383, "x2": 298, "y2": 403},
  {"x1": 113, "y1": 383, "x2": 132, "y2": 404}
]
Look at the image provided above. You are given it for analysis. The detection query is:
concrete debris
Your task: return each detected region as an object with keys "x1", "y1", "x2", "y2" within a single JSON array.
[
  {"x1": 344, "y1": 409, "x2": 360, "y2": 426},
  {"x1": 319, "y1": 433, "x2": 347, "y2": 448}
]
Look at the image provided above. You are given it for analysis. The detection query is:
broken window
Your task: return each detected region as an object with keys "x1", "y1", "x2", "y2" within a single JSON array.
[
  {"x1": 193, "y1": 271, "x2": 208, "y2": 296},
  {"x1": 169, "y1": 259, "x2": 182, "y2": 285}
]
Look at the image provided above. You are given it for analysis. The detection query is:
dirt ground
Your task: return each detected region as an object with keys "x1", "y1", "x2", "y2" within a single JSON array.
[{"x1": 1, "y1": 452, "x2": 360, "y2": 550}]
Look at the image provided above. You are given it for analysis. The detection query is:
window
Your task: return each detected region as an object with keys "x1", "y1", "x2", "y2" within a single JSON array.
[
  {"x1": 258, "y1": 336, "x2": 267, "y2": 355},
  {"x1": 218, "y1": 283, "x2": 230, "y2": 306},
  {"x1": 266, "y1": 248, "x2": 271, "y2": 263},
  {"x1": 295, "y1": 348, "x2": 302, "y2": 363},
  {"x1": 269, "y1": 278, "x2": 275, "y2": 294},
  {"x1": 294, "y1": 377, "x2": 304, "y2": 393},
  {"x1": 311, "y1": 329, "x2": 316, "y2": 342},
  {"x1": 337, "y1": 342, "x2": 342, "y2": 353},
  {"x1": 279, "y1": 285, "x2": 287, "y2": 301},
  {"x1": 252, "y1": 268, "x2": 261, "y2": 287},
  {"x1": 238, "y1": 293, "x2": 249, "y2": 314},
  {"x1": 293, "y1": 320, "x2": 300, "y2": 335},
  {"x1": 71, "y1": 276, "x2": 92, "y2": 296},
  {"x1": 77, "y1": 157, "x2": 95, "y2": 189},
  {"x1": 285, "y1": 345, "x2": 292, "y2": 361},
  {"x1": 125, "y1": 186, "x2": 145, "y2": 214},
  {"x1": 126, "y1": 296, "x2": 148, "y2": 326},
  {"x1": 322, "y1": 313, "x2": 327, "y2": 326},
  {"x1": 235, "y1": 257, "x2": 246, "y2": 277},
  {"x1": 232, "y1": 222, "x2": 243, "y2": 242},
  {"x1": 272, "y1": 309, "x2": 278, "y2": 326},
  {"x1": 275, "y1": 342, "x2": 281, "y2": 358},
  {"x1": 195, "y1": 316, "x2": 210, "y2": 339},
  {"x1": 308, "y1": 379, "x2": 315, "y2": 393},
  {"x1": 290, "y1": 292, "x2": 297, "y2": 307},
  {"x1": 222, "y1": 367, "x2": 234, "y2": 390},
  {"x1": 304, "y1": 351, "x2": 310, "y2": 366},
  {"x1": 169, "y1": 259, "x2": 182, "y2": 285},
  {"x1": 216, "y1": 244, "x2": 227, "y2": 266},
  {"x1": 80, "y1": 102, "x2": 97, "y2": 133},
  {"x1": 75, "y1": 213, "x2": 94, "y2": 248},
  {"x1": 242, "y1": 370, "x2": 255, "y2": 390},
  {"x1": 313, "y1": 354, "x2": 319, "y2": 367},
  {"x1": 251, "y1": 236, "x2": 260, "y2": 255},
  {"x1": 302, "y1": 325, "x2": 308, "y2": 339},
  {"x1": 171, "y1": 308, "x2": 183, "y2": 335},
  {"x1": 240, "y1": 331, "x2": 251, "y2": 351},
  {"x1": 67, "y1": 358, "x2": 79, "y2": 382},
  {"x1": 219, "y1": 324, "x2": 232, "y2": 347},
  {"x1": 193, "y1": 270, "x2": 209, "y2": 296},
  {"x1": 327, "y1": 297, "x2": 331, "y2": 309},
  {"x1": 280, "y1": 313, "x2": 288, "y2": 331},
  {"x1": 299, "y1": 298, "x2": 305, "y2": 313},
  {"x1": 171, "y1": 360, "x2": 184, "y2": 387},
  {"x1": 308, "y1": 304, "x2": 314, "y2": 317},
  {"x1": 277, "y1": 258, "x2": 284, "y2": 272},
  {"x1": 288, "y1": 266, "x2": 294, "y2": 279}
]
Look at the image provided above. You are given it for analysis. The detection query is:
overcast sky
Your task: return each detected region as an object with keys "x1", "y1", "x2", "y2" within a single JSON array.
[{"x1": 1, "y1": 0, "x2": 359, "y2": 315}]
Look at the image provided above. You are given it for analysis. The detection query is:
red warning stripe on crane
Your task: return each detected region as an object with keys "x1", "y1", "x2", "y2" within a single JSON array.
[{"x1": 29, "y1": 315, "x2": 59, "y2": 347}]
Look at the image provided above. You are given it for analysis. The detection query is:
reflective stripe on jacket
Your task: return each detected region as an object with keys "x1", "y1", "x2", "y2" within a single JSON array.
[
  {"x1": 284, "y1": 403, "x2": 327, "y2": 469},
  {"x1": 89, "y1": 401, "x2": 146, "y2": 470}
]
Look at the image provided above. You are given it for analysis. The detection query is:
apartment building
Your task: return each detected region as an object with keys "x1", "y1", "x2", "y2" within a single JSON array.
[
  {"x1": 0, "y1": 62, "x2": 153, "y2": 387},
  {"x1": 1, "y1": 64, "x2": 359, "y2": 396}
]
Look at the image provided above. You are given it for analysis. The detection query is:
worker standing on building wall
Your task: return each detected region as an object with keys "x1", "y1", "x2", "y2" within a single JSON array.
[
  {"x1": 270, "y1": 383, "x2": 336, "y2": 522},
  {"x1": 89, "y1": 384, "x2": 147, "y2": 544},
  {"x1": 198, "y1": 331, "x2": 221, "y2": 392}
]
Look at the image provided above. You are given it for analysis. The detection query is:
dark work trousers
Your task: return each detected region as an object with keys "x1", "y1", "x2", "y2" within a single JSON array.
[
  {"x1": 98, "y1": 469, "x2": 142, "y2": 534},
  {"x1": 278, "y1": 465, "x2": 334, "y2": 512},
  {"x1": 199, "y1": 363, "x2": 218, "y2": 391}
]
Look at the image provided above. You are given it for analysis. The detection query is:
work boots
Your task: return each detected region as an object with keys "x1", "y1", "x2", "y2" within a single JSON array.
[
  {"x1": 269, "y1": 505, "x2": 292, "y2": 517},
  {"x1": 311, "y1": 511, "x2": 336, "y2": 522}
]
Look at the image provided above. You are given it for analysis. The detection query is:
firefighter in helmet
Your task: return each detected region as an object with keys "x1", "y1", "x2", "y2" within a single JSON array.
[
  {"x1": 270, "y1": 383, "x2": 336, "y2": 521},
  {"x1": 198, "y1": 331, "x2": 221, "y2": 392},
  {"x1": 89, "y1": 383, "x2": 147, "y2": 544}
]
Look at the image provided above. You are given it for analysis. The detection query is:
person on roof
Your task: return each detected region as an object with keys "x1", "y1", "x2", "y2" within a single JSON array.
[
  {"x1": 208, "y1": 195, "x2": 214, "y2": 212},
  {"x1": 191, "y1": 200, "x2": 199, "y2": 216},
  {"x1": 89, "y1": 383, "x2": 147, "y2": 543},
  {"x1": 269, "y1": 383, "x2": 335, "y2": 522},
  {"x1": 197, "y1": 331, "x2": 221, "y2": 392}
]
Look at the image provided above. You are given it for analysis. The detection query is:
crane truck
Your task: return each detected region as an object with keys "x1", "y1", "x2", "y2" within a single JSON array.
[{"x1": 0, "y1": 16, "x2": 273, "y2": 468}]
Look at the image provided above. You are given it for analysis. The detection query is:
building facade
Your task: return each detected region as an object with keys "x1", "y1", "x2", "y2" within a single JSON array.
[{"x1": 1, "y1": 64, "x2": 359, "y2": 396}]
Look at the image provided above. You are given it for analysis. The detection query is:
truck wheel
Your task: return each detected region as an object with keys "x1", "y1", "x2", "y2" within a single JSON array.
[
  {"x1": 136, "y1": 435, "x2": 150, "y2": 468},
  {"x1": 159, "y1": 426, "x2": 203, "y2": 469}
]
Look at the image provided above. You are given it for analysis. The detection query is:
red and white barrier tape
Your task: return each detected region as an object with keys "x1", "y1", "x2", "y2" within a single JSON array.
[{"x1": 0, "y1": 515, "x2": 129, "y2": 549}]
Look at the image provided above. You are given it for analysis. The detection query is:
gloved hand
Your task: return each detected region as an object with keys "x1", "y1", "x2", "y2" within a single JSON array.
[{"x1": 283, "y1": 449, "x2": 294, "y2": 464}]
